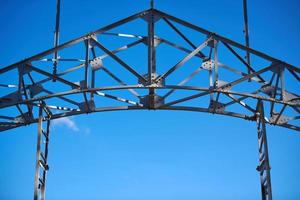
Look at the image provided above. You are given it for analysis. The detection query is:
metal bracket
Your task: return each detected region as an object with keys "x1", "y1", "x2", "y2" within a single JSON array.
[
  {"x1": 140, "y1": 94, "x2": 164, "y2": 109},
  {"x1": 270, "y1": 64, "x2": 284, "y2": 74},
  {"x1": 29, "y1": 83, "x2": 44, "y2": 98},
  {"x1": 208, "y1": 100, "x2": 225, "y2": 112},
  {"x1": 90, "y1": 57, "x2": 103, "y2": 71},
  {"x1": 282, "y1": 90, "x2": 299, "y2": 103},
  {"x1": 88, "y1": 35, "x2": 98, "y2": 48},
  {"x1": 79, "y1": 100, "x2": 95, "y2": 112},
  {"x1": 14, "y1": 112, "x2": 34, "y2": 124},
  {"x1": 201, "y1": 60, "x2": 214, "y2": 70},
  {"x1": 260, "y1": 85, "x2": 276, "y2": 97},
  {"x1": 142, "y1": 36, "x2": 161, "y2": 47},
  {"x1": 269, "y1": 113, "x2": 291, "y2": 125},
  {"x1": 141, "y1": 12, "x2": 161, "y2": 23},
  {"x1": 18, "y1": 64, "x2": 33, "y2": 75},
  {"x1": 72, "y1": 80, "x2": 86, "y2": 89},
  {"x1": 0, "y1": 92, "x2": 22, "y2": 106},
  {"x1": 139, "y1": 73, "x2": 165, "y2": 86}
]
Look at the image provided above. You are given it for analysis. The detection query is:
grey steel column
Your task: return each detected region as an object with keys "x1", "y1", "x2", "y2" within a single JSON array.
[
  {"x1": 147, "y1": 2, "x2": 156, "y2": 108},
  {"x1": 243, "y1": 0, "x2": 251, "y2": 76},
  {"x1": 256, "y1": 101, "x2": 272, "y2": 200},
  {"x1": 52, "y1": 0, "x2": 61, "y2": 81},
  {"x1": 34, "y1": 102, "x2": 52, "y2": 200}
]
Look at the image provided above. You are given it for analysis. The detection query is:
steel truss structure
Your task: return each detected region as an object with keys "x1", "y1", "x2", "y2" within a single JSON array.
[{"x1": 0, "y1": 6, "x2": 299, "y2": 200}]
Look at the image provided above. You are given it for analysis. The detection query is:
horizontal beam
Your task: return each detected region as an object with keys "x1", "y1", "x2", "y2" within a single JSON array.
[
  {"x1": 1, "y1": 83, "x2": 298, "y2": 109},
  {"x1": 1, "y1": 104, "x2": 298, "y2": 132}
]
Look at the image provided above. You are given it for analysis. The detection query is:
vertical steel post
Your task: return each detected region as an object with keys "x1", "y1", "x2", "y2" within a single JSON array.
[
  {"x1": 52, "y1": 0, "x2": 61, "y2": 81},
  {"x1": 214, "y1": 39, "x2": 219, "y2": 87},
  {"x1": 150, "y1": 0, "x2": 154, "y2": 9},
  {"x1": 148, "y1": 2, "x2": 156, "y2": 108},
  {"x1": 256, "y1": 101, "x2": 273, "y2": 200},
  {"x1": 34, "y1": 102, "x2": 52, "y2": 200},
  {"x1": 84, "y1": 39, "x2": 90, "y2": 88},
  {"x1": 243, "y1": 0, "x2": 251, "y2": 77},
  {"x1": 148, "y1": 0, "x2": 155, "y2": 79}
]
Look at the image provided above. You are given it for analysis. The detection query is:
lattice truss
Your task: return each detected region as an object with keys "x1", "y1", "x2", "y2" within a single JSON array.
[{"x1": 0, "y1": 9, "x2": 299, "y2": 132}]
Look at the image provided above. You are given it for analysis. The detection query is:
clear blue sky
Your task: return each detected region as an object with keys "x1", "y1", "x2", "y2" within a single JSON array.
[{"x1": 0, "y1": 0, "x2": 299, "y2": 199}]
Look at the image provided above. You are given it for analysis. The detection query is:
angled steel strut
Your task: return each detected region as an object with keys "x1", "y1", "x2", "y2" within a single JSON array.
[{"x1": 0, "y1": 3, "x2": 299, "y2": 200}]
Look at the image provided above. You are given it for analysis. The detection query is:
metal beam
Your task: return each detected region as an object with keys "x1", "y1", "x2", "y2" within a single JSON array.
[
  {"x1": 243, "y1": 0, "x2": 251, "y2": 73},
  {"x1": 256, "y1": 101, "x2": 273, "y2": 200},
  {"x1": 52, "y1": 0, "x2": 61, "y2": 80},
  {"x1": 34, "y1": 101, "x2": 52, "y2": 200}
]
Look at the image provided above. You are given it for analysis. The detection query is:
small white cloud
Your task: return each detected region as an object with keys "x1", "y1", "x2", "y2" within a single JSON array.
[
  {"x1": 52, "y1": 117, "x2": 79, "y2": 132},
  {"x1": 83, "y1": 127, "x2": 91, "y2": 134}
]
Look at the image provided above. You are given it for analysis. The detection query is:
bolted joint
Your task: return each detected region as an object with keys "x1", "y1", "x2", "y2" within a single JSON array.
[
  {"x1": 140, "y1": 94, "x2": 164, "y2": 109},
  {"x1": 139, "y1": 73, "x2": 165, "y2": 86},
  {"x1": 256, "y1": 164, "x2": 271, "y2": 172}
]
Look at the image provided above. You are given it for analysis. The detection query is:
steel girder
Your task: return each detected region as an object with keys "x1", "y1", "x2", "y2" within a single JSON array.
[
  {"x1": 0, "y1": 8, "x2": 299, "y2": 200},
  {"x1": 0, "y1": 9, "x2": 298, "y2": 132}
]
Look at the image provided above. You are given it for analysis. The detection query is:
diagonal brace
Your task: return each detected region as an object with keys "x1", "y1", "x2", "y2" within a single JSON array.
[
  {"x1": 156, "y1": 36, "x2": 212, "y2": 82},
  {"x1": 90, "y1": 38, "x2": 147, "y2": 83}
]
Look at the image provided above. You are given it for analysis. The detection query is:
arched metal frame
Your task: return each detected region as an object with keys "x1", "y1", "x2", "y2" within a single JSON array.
[{"x1": 0, "y1": 8, "x2": 299, "y2": 200}]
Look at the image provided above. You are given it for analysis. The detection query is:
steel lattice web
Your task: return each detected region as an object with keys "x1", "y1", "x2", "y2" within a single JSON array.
[
  {"x1": 0, "y1": 9, "x2": 299, "y2": 132},
  {"x1": 0, "y1": 7, "x2": 299, "y2": 200}
]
